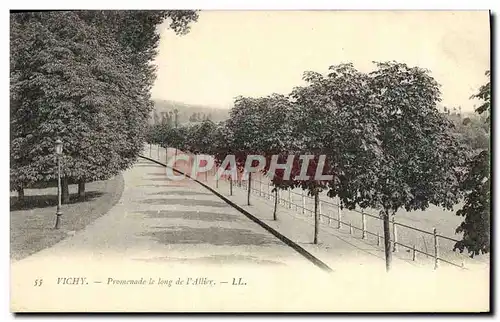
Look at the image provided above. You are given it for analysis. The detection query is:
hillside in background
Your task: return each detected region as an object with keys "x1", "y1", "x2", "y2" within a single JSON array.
[{"x1": 150, "y1": 99, "x2": 230, "y2": 125}]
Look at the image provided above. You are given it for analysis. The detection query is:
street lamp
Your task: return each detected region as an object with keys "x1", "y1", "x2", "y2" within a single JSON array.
[{"x1": 54, "y1": 139, "x2": 63, "y2": 229}]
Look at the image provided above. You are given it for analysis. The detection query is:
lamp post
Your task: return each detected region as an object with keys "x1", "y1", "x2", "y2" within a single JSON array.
[{"x1": 54, "y1": 139, "x2": 63, "y2": 229}]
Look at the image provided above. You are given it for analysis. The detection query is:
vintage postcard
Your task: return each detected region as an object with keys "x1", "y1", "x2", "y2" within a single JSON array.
[{"x1": 10, "y1": 10, "x2": 491, "y2": 312}]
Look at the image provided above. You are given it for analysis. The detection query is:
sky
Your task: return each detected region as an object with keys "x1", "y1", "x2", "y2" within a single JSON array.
[{"x1": 151, "y1": 11, "x2": 490, "y2": 111}]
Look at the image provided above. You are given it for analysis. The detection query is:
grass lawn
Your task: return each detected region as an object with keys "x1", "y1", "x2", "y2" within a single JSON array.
[{"x1": 10, "y1": 175, "x2": 124, "y2": 261}]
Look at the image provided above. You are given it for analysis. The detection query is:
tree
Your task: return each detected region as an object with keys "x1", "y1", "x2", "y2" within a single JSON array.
[
  {"x1": 174, "y1": 109, "x2": 179, "y2": 127},
  {"x1": 10, "y1": 11, "x2": 198, "y2": 202},
  {"x1": 448, "y1": 113, "x2": 489, "y2": 151},
  {"x1": 472, "y1": 71, "x2": 491, "y2": 119},
  {"x1": 168, "y1": 111, "x2": 174, "y2": 128},
  {"x1": 454, "y1": 70, "x2": 491, "y2": 256},
  {"x1": 290, "y1": 64, "x2": 365, "y2": 244},
  {"x1": 11, "y1": 12, "x2": 134, "y2": 202},
  {"x1": 323, "y1": 62, "x2": 464, "y2": 271},
  {"x1": 227, "y1": 95, "x2": 305, "y2": 221}
]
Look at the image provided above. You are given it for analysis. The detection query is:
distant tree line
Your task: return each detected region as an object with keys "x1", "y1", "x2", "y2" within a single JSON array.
[{"x1": 152, "y1": 110, "x2": 179, "y2": 128}]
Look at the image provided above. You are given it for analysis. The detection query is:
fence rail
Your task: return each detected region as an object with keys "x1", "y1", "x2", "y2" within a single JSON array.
[{"x1": 252, "y1": 177, "x2": 468, "y2": 269}]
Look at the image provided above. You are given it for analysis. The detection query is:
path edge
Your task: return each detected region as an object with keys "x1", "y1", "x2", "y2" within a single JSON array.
[{"x1": 139, "y1": 155, "x2": 333, "y2": 273}]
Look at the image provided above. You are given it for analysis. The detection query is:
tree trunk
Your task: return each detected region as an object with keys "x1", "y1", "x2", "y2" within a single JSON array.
[
  {"x1": 314, "y1": 190, "x2": 319, "y2": 244},
  {"x1": 247, "y1": 172, "x2": 252, "y2": 206},
  {"x1": 273, "y1": 188, "x2": 278, "y2": 220},
  {"x1": 382, "y1": 209, "x2": 392, "y2": 272},
  {"x1": 78, "y1": 180, "x2": 85, "y2": 200},
  {"x1": 17, "y1": 187, "x2": 24, "y2": 203},
  {"x1": 61, "y1": 178, "x2": 70, "y2": 204}
]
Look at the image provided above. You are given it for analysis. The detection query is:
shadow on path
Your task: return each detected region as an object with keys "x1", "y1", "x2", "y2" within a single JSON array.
[
  {"x1": 141, "y1": 226, "x2": 280, "y2": 246},
  {"x1": 137, "y1": 210, "x2": 240, "y2": 223}
]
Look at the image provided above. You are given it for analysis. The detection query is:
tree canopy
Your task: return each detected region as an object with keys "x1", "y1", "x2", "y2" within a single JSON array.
[
  {"x1": 148, "y1": 61, "x2": 472, "y2": 269},
  {"x1": 10, "y1": 11, "x2": 198, "y2": 199}
]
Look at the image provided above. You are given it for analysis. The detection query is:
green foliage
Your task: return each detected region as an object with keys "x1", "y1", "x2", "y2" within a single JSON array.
[
  {"x1": 148, "y1": 60, "x2": 475, "y2": 259},
  {"x1": 448, "y1": 113, "x2": 490, "y2": 151},
  {"x1": 454, "y1": 150, "x2": 490, "y2": 256},
  {"x1": 184, "y1": 120, "x2": 217, "y2": 154},
  {"x1": 158, "y1": 62, "x2": 490, "y2": 259},
  {"x1": 364, "y1": 62, "x2": 463, "y2": 213},
  {"x1": 470, "y1": 70, "x2": 491, "y2": 118},
  {"x1": 10, "y1": 11, "x2": 198, "y2": 190},
  {"x1": 292, "y1": 62, "x2": 464, "y2": 216},
  {"x1": 163, "y1": 61, "x2": 465, "y2": 219},
  {"x1": 228, "y1": 94, "x2": 298, "y2": 155},
  {"x1": 293, "y1": 63, "x2": 376, "y2": 197},
  {"x1": 454, "y1": 71, "x2": 491, "y2": 257}
]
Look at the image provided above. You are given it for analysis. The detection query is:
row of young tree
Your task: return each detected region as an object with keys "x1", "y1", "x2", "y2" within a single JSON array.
[
  {"x1": 147, "y1": 62, "x2": 490, "y2": 270},
  {"x1": 10, "y1": 11, "x2": 198, "y2": 202}
]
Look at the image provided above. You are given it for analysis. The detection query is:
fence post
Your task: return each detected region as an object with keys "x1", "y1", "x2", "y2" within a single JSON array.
[
  {"x1": 259, "y1": 179, "x2": 262, "y2": 197},
  {"x1": 301, "y1": 191, "x2": 306, "y2": 215},
  {"x1": 433, "y1": 228, "x2": 439, "y2": 270},
  {"x1": 349, "y1": 222, "x2": 353, "y2": 235},
  {"x1": 288, "y1": 189, "x2": 292, "y2": 209},
  {"x1": 412, "y1": 244, "x2": 416, "y2": 261},
  {"x1": 392, "y1": 216, "x2": 398, "y2": 252},
  {"x1": 361, "y1": 210, "x2": 366, "y2": 239},
  {"x1": 247, "y1": 172, "x2": 252, "y2": 206},
  {"x1": 149, "y1": 144, "x2": 152, "y2": 158},
  {"x1": 157, "y1": 145, "x2": 160, "y2": 160},
  {"x1": 377, "y1": 232, "x2": 381, "y2": 246},
  {"x1": 337, "y1": 204, "x2": 342, "y2": 229}
]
